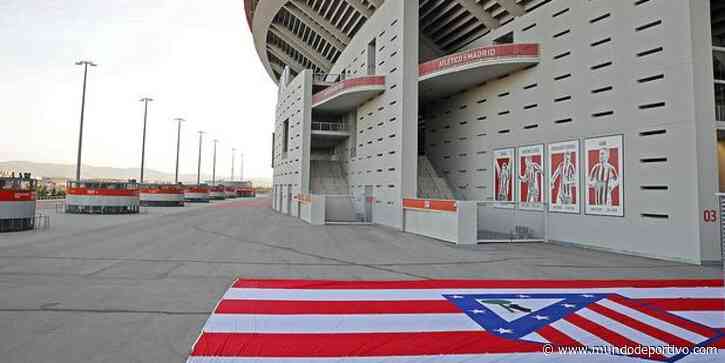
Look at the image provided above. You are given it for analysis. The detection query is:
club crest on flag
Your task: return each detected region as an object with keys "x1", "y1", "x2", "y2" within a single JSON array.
[{"x1": 443, "y1": 293, "x2": 724, "y2": 362}]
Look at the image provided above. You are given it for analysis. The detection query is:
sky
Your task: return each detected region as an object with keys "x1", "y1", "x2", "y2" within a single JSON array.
[{"x1": 0, "y1": 0, "x2": 277, "y2": 180}]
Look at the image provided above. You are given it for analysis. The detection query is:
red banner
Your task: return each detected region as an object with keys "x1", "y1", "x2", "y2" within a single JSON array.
[
  {"x1": 403, "y1": 199, "x2": 457, "y2": 212},
  {"x1": 185, "y1": 187, "x2": 209, "y2": 193},
  {"x1": 140, "y1": 186, "x2": 184, "y2": 194},
  {"x1": 0, "y1": 190, "x2": 36, "y2": 202},
  {"x1": 419, "y1": 43, "x2": 539, "y2": 77},
  {"x1": 67, "y1": 188, "x2": 139, "y2": 197}
]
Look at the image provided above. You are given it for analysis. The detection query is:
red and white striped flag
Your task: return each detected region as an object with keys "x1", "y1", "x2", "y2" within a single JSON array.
[{"x1": 188, "y1": 279, "x2": 725, "y2": 362}]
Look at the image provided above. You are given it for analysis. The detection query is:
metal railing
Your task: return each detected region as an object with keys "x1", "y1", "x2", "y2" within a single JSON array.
[
  {"x1": 324, "y1": 194, "x2": 371, "y2": 223},
  {"x1": 312, "y1": 73, "x2": 344, "y2": 83},
  {"x1": 717, "y1": 105, "x2": 725, "y2": 122},
  {"x1": 476, "y1": 201, "x2": 548, "y2": 243},
  {"x1": 312, "y1": 121, "x2": 347, "y2": 131},
  {"x1": 34, "y1": 214, "x2": 50, "y2": 230}
]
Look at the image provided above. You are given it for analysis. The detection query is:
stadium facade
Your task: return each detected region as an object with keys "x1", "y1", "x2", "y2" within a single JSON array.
[{"x1": 244, "y1": 0, "x2": 725, "y2": 264}]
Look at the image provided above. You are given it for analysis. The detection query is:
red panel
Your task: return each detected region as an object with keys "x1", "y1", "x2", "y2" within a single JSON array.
[
  {"x1": 66, "y1": 188, "x2": 139, "y2": 197},
  {"x1": 312, "y1": 76, "x2": 386, "y2": 105},
  {"x1": 140, "y1": 186, "x2": 184, "y2": 194},
  {"x1": 402, "y1": 198, "x2": 457, "y2": 212},
  {"x1": 0, "y1": 190, "x2": 36, "y2": 202},
  {"x1": 185, "y1": 187, "x2": 210, "y2": 193},
  {"x1": 419, "y1": 43, "x2": 540, "y2": 77}
]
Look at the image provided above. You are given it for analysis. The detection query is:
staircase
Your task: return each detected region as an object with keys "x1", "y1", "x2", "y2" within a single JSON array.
[
  {"x1": 310, "y1": 160, "x2": 349, "y2": 194},
  {"x1": 417, "y1": 156, "x2": 455, "y2": 200}
]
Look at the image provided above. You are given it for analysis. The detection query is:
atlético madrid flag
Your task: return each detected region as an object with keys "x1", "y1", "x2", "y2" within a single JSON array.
[{"x1": 188, "y1": 279, "x2": 725, "y2": 362}]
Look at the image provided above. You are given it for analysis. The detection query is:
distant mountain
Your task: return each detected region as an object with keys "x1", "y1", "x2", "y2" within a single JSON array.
[{"x1": 0, "y1": 161, "x2": 272, "y2": 187}]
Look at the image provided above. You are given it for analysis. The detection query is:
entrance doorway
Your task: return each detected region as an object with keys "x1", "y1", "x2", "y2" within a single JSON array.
[
  {"x1": 717, "y1": 130, "x2": 725, "y2": 192},
  {"x1": 286, "y1": 185, "x2": 293, "y2": 215}
]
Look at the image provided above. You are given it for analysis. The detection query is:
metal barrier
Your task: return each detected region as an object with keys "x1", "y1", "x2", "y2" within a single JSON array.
[
  {"x1": 34, "y1": 214, "x2": 50, "y2": 230},
  {"x1": 324, "y1": 194, "x2": 369, "y2": 223},
  {"x1": 312, "y1": 73, "x2": 344, "y2": 83},
  {"x1": 476, "y1": 201, "x2": 548, "y2": 243},
  {"x1": 312, "y1": 121, "x2": 346, "y2": 131}
]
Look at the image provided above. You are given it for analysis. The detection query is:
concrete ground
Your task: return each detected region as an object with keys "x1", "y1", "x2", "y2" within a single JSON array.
[{"x1": 0, "y1": 196, "x2": 721, "y2": 362}]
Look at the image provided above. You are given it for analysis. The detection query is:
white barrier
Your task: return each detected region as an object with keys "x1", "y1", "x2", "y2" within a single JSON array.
[
  {"x1": 297, "y1": 194, "x2": 325, "y2": 225},
  {"x1": 402, "y1": 199, "x2": 477, "y2": 244}
]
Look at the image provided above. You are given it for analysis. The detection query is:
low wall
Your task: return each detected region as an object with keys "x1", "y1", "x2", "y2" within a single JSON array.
[
  {"x1": 402, "y1": 199, "x2": 477, "y2": 244},
  {"x1": 297, "y1": 194, "x2": 325, "y2": 225}
]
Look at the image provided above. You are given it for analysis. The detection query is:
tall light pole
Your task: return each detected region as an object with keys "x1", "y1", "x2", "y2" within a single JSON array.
[
  {"x1": 231, "y1": 148, "x2": 236, "y2": 181},
  {"x1": 240, "y1": 152, "x2": 244, "y2": 181},
  {"x1": 138, "y1": 97, "x2": 154, "y2": 184},
  {"x1": 212, "y1": 139, "x2": 219, "y2": 185},
  {"x1": 173, "y1": 118, "x2": 185, "y2": 184},
  {"x1": 196, "y1": 131, "x2": 205, "y2": 185},
  {"x1": 74, "y1": 60, "x2": 97, "y2": 181}
]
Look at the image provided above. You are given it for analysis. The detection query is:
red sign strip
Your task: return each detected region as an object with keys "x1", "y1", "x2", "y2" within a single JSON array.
[
  {"x1": 0, "y1": 190, "x2": 36, "y2": 202},
  {"x1": 140, "y1": 187, "x2": 184, "y2": 194},
  {"x1": 312, "y1": 76, "x2": 385, "y2": 105},
  {"x1": 419, "y1": 43, "x2": 540, "y2": 77},
  {"x1": 402, "y1": 199, "x2": 457, "y2": 212},
  {"x1": 66, "y1": 188, "x2": 139, "y2": 197},
  {"x1": 185, "y1": 187, "x2": 210, "y2": 193}
]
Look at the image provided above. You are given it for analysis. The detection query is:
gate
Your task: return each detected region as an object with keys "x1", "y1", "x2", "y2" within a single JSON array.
[{"x1": 477, "y1": 201, "x2": 547, "y2": 243}]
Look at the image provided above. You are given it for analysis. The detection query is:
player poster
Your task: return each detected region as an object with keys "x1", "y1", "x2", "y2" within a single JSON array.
[
  {"x1": 584, "y1": 135, "x2": 624, "y2": 217},
  {"x1": 517, "y1": 144, "x2": 544, "y2": 211},
  {"x1": 493, "y1": 148, "x2": 515, "y2": 208},
  {"x1": 548, "y1": 140, "x2": 580, "y2": 214}
]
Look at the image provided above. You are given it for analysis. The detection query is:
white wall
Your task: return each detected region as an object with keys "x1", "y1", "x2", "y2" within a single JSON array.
[
  {"x1": 325, "y1": 0, "x2": 419, "y2": 229},
  {"x1": 421, "y1": 0, "x2": 712, "y2": 263},
  {"x1": 272, "y1": 70, "x2": 312, "y2": 217}
]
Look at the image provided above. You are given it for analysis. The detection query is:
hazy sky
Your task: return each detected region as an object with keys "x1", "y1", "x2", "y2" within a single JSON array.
[{"x1": 0, "y1": 0, "x2": 277, "y2": 179}]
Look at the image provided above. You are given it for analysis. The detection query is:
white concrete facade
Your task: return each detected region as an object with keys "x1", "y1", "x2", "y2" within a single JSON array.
[{"x1": 249, "y1": 0, "x2": 722, "y2": 264}]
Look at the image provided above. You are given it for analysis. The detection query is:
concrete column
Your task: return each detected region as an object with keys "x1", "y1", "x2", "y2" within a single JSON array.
[
  {"x1": 456, "y1": 201, "x2": 478, "y2": 245},
  {"x1": 399, "y1": 0, "x2": 420, "y2": 205},
  {"x1": 689, "y1": 0, "x2": 720, "y2": 263}
]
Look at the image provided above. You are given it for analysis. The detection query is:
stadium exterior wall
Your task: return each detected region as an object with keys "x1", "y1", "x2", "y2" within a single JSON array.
[{"x1": 260, "y1": 0, "x2": 720, "y2": 264}]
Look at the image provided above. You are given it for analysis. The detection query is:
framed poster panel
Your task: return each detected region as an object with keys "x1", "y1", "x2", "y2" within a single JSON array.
[
  {"x1": 548, "y1": 140, "x2": 580, "y2": 214},
  {"x1": 584, "y1": 135, "x2": 624, "y2": 217},
  {"x1": 517, "y1": 144, "x2": 544, "y2": 211},
  {"x1": 493, "y1": 148, "x2": 515, "y2": 208}
]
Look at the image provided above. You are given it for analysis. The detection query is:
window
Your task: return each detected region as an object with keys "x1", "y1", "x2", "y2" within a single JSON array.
[
  {"x1": 282, "y1": 119, "x2": 290, "y2": 156},
  {"x1": 367, "y1": 39, "x2": 376, "y2": 75}
]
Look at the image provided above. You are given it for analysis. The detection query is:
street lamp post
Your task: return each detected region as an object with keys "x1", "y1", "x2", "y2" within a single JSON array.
[
  {"x1": 138, "y1": 97, "x2": 154, "y2": 184},
  {"x1": 240, "y1": 152, "x2": 244, "y2": 182},
  {"x1": 196, "y1": 131, "x2": 205, "y2": 185},
  {"x1": 173, "y1": 118, "x2": 185, "y2": 184},
  {"x1": 231, "y1": 148, "x2": 236, "y2": 181},
  {"x1": 74, "y1": 60, "x2": 97, "y2": 181},
  {"x1": 212, "y1": 139, "x2": 219, "y2": 185}
]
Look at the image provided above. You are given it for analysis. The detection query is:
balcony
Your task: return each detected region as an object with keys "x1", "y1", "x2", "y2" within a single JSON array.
[
  {"x1": 418, "y1": 43, "x2": 540, "y2": 101},
  {"x1": 312, "y1": 76, "x2": 386, "y2": 114},
  {"x1": 311, "y1": 121, "x2": 350, "y2": 148},
  {"x1": 312, "y1": 121, "x2": 347, "y2": 132}
]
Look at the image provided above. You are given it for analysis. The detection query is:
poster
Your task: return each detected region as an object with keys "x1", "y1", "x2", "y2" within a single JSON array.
[
  {"x1": 517, "y1": 144, "x2": 544, "y2": 211},
  {"x1": 548, "y1": 140, "x2": 580, "y2": 214},
  {"x1": 493, "y1": 148, "x2": 515, "y2": 208},
  {"x1": 584, "y1": 135, "x2": 624, "y2": 217}
]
